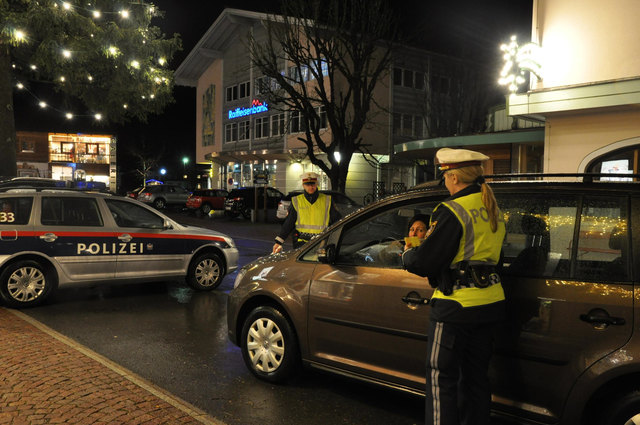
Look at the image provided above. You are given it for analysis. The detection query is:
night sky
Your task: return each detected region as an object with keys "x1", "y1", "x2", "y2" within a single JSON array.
[{"x1": 12, "y1": 0, "x2": 532, "y2": 191}]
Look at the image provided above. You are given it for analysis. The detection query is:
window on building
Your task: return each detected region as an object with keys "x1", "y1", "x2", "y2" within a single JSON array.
[
  {"x1": 238, "y1": 120, "x2": 250, "y2": 141},
  {"x1": 402, "y1": 114, "x2": 414, "y2": 137},
  {"x1": 271, "y1": 113, "x2": 285, "y2": 136},
  {"x1": 414, "y1": 72, "x2": 424, "y2": 90},
  {"x1": 403, "y1": 69, "x2": 413, "y2": 88},
  {"x1": 239, "y1": 81, "x2": 250, "y2": 98},
  {"x1": 291, "y1": 110, "x2": 302, "y2": 133},
  {"x1": 20, "y1": 140, "x2": 35, "y2": 153},
  {"x1": 225, "y1": 122, "x2": 238, "y2": 143},
  {"x1": 414, "y1": 116, "x2": 424, "y2": 138},
  {"x1": 255, "y1": 117, "x2": 270, "y2": 139},
  {"x1": 393, "y1": 68, "x2": 403, "y2": 86},
  {"x1": 393, "y1": 113, "x2": 401, "y2": 136},
  {"x1": 317, "y1": 106, "x2": 328, "y2": 129}
]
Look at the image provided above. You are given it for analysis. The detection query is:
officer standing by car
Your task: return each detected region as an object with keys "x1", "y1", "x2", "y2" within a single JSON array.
[
  {"x1": 272, "y1": 172, "x2": 341, "y2": 253},
  {"x1": 402, "y1": 148, "x2": 506, "y2": 425}
]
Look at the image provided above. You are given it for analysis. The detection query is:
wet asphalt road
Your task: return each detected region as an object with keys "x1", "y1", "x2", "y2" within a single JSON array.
[{"x1": 20, "y1": 212, "x2": 516, "y2": 425}]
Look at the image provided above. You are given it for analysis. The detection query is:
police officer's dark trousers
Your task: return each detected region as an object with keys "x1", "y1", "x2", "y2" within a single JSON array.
[{"x1": 425, "y1": 319, "x2": 495, "y2": 425}]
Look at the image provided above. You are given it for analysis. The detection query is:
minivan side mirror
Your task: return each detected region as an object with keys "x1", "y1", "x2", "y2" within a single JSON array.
[{"x1": 318, "y1": 243, "x2": 336, "y2": 264}]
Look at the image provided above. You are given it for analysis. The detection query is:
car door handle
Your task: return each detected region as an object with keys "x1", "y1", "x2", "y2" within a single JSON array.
[
  {"x1": 118, "y1": 234, "x2": 132, "y2": 243},
  {"x1": 402, "y1": 291, "x2": 430, "y2": 305},
  {"x1": 580, "y1": 308, "x2": 625, "y2": 327},
  {"x1": 39, "y1": 233, "x2": 58, "y2": 242}
]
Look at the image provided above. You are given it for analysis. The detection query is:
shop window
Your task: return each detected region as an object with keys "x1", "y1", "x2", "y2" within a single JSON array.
[
  {"x1": 271, "y1": 114, "x2": 285, "y2": 136},
  {"x1": 225, "y1": 123, "x2": 238, "y2": 143},
  {"x1": 255, "y1": 117, "x2": 270, "y2": 139},
  {"x1": 586, "y1": 145, "x2": 639, "y2": 180},
  {"x1": 238, "y1": 120, "x2": 250, "y2": 141}
]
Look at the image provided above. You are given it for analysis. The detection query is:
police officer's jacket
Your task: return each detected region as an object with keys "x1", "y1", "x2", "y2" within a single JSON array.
[
  {"x1": 402, "y1": 185, "x2": 506, "y2": 323},
  {"x1": 275, "y1": 191, "x2": 341, "y2": 245}
]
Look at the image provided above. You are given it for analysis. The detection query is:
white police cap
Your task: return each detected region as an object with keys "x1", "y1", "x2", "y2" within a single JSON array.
[
  {"x1": 436, "y1": 148, "x2": 489, "y2": 171},
  {"x1": 301, "y1": 172, "x2": 319, "y2": 184}
]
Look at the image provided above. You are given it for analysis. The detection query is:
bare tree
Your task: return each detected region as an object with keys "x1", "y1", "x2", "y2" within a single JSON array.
[
  {"x1": 126, "y1": 138, "x2": 162, "y2": 186},
  {"x1": 247, "y1": 0, "x2": 397, "y2": 192}
]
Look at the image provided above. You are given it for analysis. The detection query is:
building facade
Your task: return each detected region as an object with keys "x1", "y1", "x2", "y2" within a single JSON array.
[
  {"x1": 508, "y1": 0, "x2": 640, "y2": 176},
  {"x1": 15, "y1": 131, "x2": 116, "y2": 188},
  {"x1": 175, "y1": 8, "x2": 493, "y2": 202}
]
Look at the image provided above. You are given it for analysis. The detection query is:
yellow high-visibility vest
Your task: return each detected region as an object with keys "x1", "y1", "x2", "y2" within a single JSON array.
[
  {"x1": 431, "y1": 192, "x2": 506, "y2": 308},
  {"x1": 292, "y1": 193, "x2": 331, "y2": 235}
]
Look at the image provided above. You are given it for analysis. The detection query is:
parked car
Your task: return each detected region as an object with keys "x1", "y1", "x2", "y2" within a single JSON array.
[
  {"x1": 0, "y1": 188, "x2": 238, "y2": 308},
  {"x1": 0, "y1": 177, "x2": 70, "y2": 190},
  {"x1": 137, "y1": 184, "x2": 191, "y2": 209},
  {"x1": 224, "y1": 187, "x2": 284, "y2": 219},
  {"x1": 228, "y1": 174, "x2": 640, "y2": 425},
  {"x1": 126, "y1": 186, "x2": 144, "y2": 199},
  {"x1": 186, "y1": 189, "x2": 229, "y2": 216},
  {"x1": 276, "y1": 190, "x2": 361, "y2": 220}
]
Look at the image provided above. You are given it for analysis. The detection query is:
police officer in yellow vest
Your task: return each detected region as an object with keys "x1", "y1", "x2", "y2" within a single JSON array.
[
  {"x1": 272, "y1": 172, "x2": 341, "y2": 253},
  {"x1": 402, "y1": 148, "x2": 506, "y2": 425}
]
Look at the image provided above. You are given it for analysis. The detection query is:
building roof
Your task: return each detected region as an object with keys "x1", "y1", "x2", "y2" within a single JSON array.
[{"x1": 174, "y1": 9, "x2": 274, "y2": 87}]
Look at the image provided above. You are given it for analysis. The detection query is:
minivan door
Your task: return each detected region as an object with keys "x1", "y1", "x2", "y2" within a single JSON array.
[
  {"x1": 491, "y1": 192, "x2": 633, "y2": 423},
  {"x1": 306, "y1": 200, "x2": 438, "y2": 392}
]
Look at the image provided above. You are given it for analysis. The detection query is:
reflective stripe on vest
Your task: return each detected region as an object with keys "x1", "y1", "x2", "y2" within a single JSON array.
[
  {"x1": 431, "y1": 192, "x2": 506, "y2": 307},
  {"x1": 292, "y1": 193, "x2": 331, "y2": 235}
]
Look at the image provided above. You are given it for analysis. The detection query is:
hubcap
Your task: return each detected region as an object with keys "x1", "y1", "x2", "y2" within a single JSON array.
[
  {"x1": 195, "y1": 259, "x2": 220, "y2": 287},
  {"x1": 623, "y1": 414, "x2": 640, "y2": 425},
  {"x1": 246, "y1": 318, "x2": 285, "y2": 373},
  {"x1": 7, "y1": 266, "x2": 45, "y2": 302}
]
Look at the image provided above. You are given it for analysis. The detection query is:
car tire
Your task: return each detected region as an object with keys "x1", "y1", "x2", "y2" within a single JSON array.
[
  {"x1": 153, "y1": 198, "x2": 166, "y2": 209},
  {"x1": 595, "y1": 390, "x2": 640, "y2": 425},
  {"x1": 187, "y1": 252, "x2": 224, "y2": 290},
  {"x1": 241, "y1": 306, "x2": 300, "y2": 383},
  {"x1": 201, "y1": 204, "x2": 212, "y2": 215},
  {"x1": 241, "y1": 207, "x2": 251, "y2": 220},
  {"x1": 0, "y1": 260, "x2": 57, "y2": 308}
]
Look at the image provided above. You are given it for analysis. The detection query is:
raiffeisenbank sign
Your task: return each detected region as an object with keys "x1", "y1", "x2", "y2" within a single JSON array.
[{"x1": 228, "y1": 99, "x2": 268, "y2": 119}]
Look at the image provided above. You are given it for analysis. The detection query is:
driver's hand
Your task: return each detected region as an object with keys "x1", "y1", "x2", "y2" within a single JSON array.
[{"x1": 272, "y1": 243, "x2": 283, "y2": 254}]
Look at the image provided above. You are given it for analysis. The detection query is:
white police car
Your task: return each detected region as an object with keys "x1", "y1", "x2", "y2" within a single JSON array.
[{"x1": 0, "y1": 189, "x2": 239, "y2": 308}]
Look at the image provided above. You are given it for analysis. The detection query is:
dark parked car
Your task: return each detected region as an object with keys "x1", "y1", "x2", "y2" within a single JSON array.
[
  {"x1": 137, "y1": 184, "x2": 191, "y2": 209},
  {"x1": 224, "y1": 187, "x2": 284, "y2": 219},
  {"x1": 186, "y1": 189, "x2": 229, "y2": 216},
  {"x1": 228, "y1": 174, "x2": 640, "y2": 425},
  {"x1": 276, "y1": 190, "x2": 361, "y2": 220}
]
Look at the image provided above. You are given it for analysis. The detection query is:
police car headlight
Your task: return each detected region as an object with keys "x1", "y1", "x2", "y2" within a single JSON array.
[
  {"x1": 225, "y1": 237, "x2": 236, "y2": 248},
  {"x1": 233, "y1": 267, "x2": 247, "y2": 289}
]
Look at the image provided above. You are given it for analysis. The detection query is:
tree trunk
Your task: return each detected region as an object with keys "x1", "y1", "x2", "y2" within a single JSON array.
[{"x1": 0, "y1": 46, "x2": 18, "y2": 177}]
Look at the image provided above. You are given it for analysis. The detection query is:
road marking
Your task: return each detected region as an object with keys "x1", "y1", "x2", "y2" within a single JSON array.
[{"x1": 8, "y1": 308, "x2": 228, "y2": 425}]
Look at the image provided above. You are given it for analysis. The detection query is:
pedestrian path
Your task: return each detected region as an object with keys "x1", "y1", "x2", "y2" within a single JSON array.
[{"x1": 0, "y1": 308, "x2": 225, "y2": 425}]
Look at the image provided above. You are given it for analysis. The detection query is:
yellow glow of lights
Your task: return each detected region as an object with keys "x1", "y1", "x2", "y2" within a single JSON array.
[
  {"x1": 498, "y1": 35, "x2": 542, "y2": 94},
  {"x1": 87, "y1": 75, "x2": 93, "y2": 81},
  {"x1": 62, "y1": 2, "x2": 71, "y2": 10},
  {"x1": 39, "y1": 101, "x2": 47, "y2": 108},
  {"x1": 149, "y1": 94, "x2": 155, "y2": 99},
  {"x1": 59, "y1": 76, "x2": 65, "y2": 82},
  {"x1": 158, "y1": 57, "x2": 166, "y2": 66},
  {"x1": 94, "y1": 113, "x2": 103, "y2": 120},
  {"x1": 130, "y1": 60, "x2": 140, "y2": 69},
  {"x1": 62, "y1": 49, "x2": 71, "y2": 58},
  {"x1": 120, "y1": 10, "x2": 129, "y2": 18},
  {"x1": 65, "y1": 113, "x2": 73, "y2": 119},
  {"x1": 93, "y1": 10, "x2": 101, "y2": 18},
  {"x1": 15, "y1": 30, "x2": 26, "y2": 41},
  {"x1": 16, "y1": 82, "x2": 24, "y2": 89},
  {"x1": 30, "y1": 64, "x2": 37, "y2": 70},
  {"x1": 123, "y1": 104, "x2": 128, "y2": 109}
]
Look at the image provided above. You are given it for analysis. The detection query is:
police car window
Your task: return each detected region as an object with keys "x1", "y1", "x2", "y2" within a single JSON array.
[
  {"x1": 575, "y1": 196, "x2": 628, "y2": 281},
  {"x1": 105, "y1": 199, "x2": 164, "y2": 229},
  {"x1": 41, "y1": 197, "x2": 103, "y2": 227},
  {"x1": 0, "y1": 197, "x2": 33, "y2": 225},
  {"x1": 335, "y1": 202, "x2": 436, "y2": 268}
]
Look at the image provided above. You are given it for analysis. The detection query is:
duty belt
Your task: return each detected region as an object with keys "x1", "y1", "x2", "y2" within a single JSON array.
[
  {"x1": 451, "y1": 262, "x2": 501, "y2": 290},
  {"x1": 296, "y1": 232, "x2": 316, "y2": 242}
]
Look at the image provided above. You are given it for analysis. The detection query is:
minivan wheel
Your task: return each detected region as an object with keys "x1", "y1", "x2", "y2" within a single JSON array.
[
  {"x1": 241, "y1": 207, "x2": 251, "y2": 220},
  {"x1": 595, "y1": 390, "x2": 640, "y2": 425},
  {"x1": 153, "y1": 198, "x2": 166, "y2": 209},
  {"x1": 241, "y1": 306, "x2": 299, "y2": 383},
  {"x1": 201, "y1": 204, "x2": 212, "y2": 215},
  {"x1": 187, "y1": 253, "x2": 224, "y2": 290},
  {"x1": 0, "y1": 260, "x2": 57, "y2": 308}
]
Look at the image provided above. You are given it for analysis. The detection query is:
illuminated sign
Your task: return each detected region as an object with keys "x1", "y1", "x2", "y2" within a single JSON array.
[{"x1": 228, "y1": 99, "x2": 268, "y2": 119}]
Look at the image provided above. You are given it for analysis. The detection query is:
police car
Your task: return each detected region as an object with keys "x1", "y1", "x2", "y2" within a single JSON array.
[{"x1": 0, "y1": 189, "x2": 239, "y2": 308}]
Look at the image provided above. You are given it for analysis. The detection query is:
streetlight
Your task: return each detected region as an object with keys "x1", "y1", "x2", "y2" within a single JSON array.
[
  {"x1": 159, "y1": 168, "x2": 166, "y2": 176},
  {"x1": 182, "y1": 157, "x2": 189, "y2": 179}
]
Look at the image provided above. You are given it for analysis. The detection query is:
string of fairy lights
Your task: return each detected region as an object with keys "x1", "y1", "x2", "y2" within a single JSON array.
[{"x1": 6, "y1": 0, "x2": 168, "y2": 121}]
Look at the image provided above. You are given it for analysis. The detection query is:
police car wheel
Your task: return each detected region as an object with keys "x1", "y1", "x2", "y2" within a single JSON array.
[
  {"x1": 0, "y1": 260, "x2": 57, "y2": 308},
  {"x1": 240, "y1": 306, "x2": 300, "y2": 383},
  {"x1": 187, "y1": 253, "x2": 223, "y2": 290},
  {"x1": 153, "y1": 198, "x2": 166, "y2": 209}
]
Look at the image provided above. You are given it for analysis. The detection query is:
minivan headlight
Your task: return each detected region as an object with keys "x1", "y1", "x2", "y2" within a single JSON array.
[{"x1": 233, "y1": 267, "x2": 247, "y2": 289}]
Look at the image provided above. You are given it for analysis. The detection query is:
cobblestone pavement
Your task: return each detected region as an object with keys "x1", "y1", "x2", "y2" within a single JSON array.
[{"x1": 0, "y1": 308, "x2": 224, "y2": 425}]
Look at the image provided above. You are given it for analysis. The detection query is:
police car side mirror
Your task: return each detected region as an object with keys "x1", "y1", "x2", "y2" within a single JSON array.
[{"x1": 318, "y1": 243, "x2": 336, "y2": 264}]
